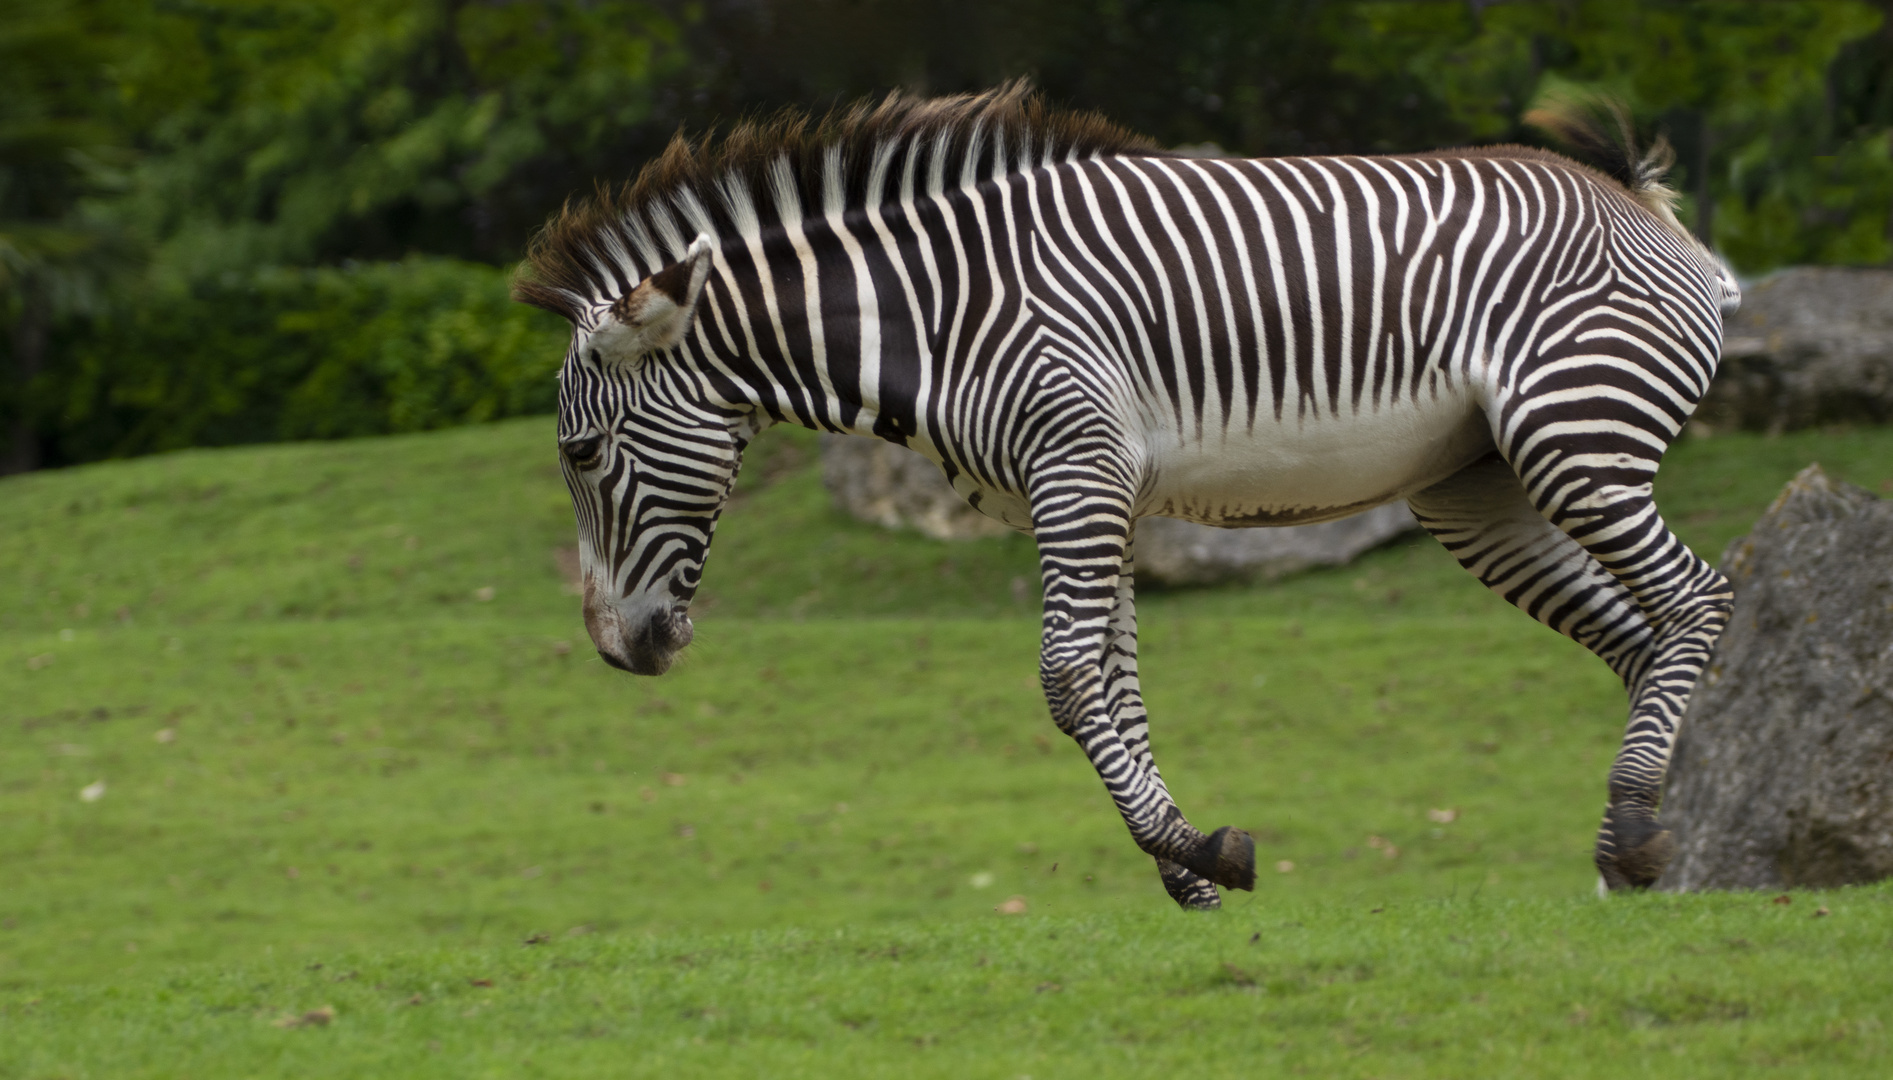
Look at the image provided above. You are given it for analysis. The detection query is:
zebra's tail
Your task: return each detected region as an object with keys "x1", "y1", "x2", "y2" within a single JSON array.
[
  {"x1": 1527, "y1": 89, "x2": 1741, "y2": 318},
  {"x1": 1524, "y1": 89, "x2": 1687, "y2": 240}
]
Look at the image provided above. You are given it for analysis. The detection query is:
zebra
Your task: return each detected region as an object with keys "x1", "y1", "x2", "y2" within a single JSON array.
[{"x1": 515, "y1": 84, "x2": 1740, "y2": 909}]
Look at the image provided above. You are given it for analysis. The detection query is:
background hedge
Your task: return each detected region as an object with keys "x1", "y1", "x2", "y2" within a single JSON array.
[
  {"x1": 5, "y1": 0, "x2": 1890, "y2": 472},
  {"x1": 37, "y1": 259, "x2": 566, "y2": 465}
]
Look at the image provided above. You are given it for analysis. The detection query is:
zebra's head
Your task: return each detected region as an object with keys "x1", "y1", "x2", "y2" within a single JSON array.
[{"x1": 556, "y1": 235, "x2": 737, "y2": 676}]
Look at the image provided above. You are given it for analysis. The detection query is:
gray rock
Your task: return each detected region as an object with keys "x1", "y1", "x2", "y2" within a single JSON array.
[
  {"x1": 1132, "y1": 503, "x2": 1419, "y2": 586},
  {"x1": 818, "y1": 433, "x2": 1418, "y2": 582},
  {"x1": 1658, "y1": 464, "x2": 1893, "y2": 892},
  {"x1": 819, "y1": 435, "x2": 1011, "y2": 540},
  {"x1": 1698, "y1": 267, "x2": 1893, "y2": 433}
]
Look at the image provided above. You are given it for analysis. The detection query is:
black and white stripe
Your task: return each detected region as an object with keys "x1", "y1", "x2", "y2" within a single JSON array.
[{"x1": 520, "y1": 87, "x2": 1739, "y2": 906}]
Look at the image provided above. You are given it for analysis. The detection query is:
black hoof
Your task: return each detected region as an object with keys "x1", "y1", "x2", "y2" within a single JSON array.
[
  {"x1": 1597, "y1": 814, "x2": 1676, "y2": 890},
  {"x1": 1184, "y1": 826, "x2": 1256, "y2": 892},
  {"x1": 1158, "y1": 858, "x2": 1221, "y2": 910}
]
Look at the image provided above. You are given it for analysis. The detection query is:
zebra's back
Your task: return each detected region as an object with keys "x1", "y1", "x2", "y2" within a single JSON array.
[{"x1": 994, "y1": 151, "x2": 1726, "y2": 525}]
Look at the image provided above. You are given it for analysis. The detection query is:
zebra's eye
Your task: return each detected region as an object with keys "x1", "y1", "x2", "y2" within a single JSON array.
[{"x1": 561, "y1": 434, "x2": 607, "y2": 470}]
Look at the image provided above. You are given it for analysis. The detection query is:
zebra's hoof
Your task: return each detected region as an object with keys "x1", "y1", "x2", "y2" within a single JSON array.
[
  {"x1": 1597, "y1": 816, "x2": 1676, "y2": 890},
  {"x1": 1187, "y1": 827, "x2": 1256, "y2": 892},
  {"x1": 1158, "y1": 858, "x2": 1222, "y2": 910}
]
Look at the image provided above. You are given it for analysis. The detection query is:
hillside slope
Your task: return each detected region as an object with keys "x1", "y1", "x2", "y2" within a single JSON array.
[
  {"x1": 7, "y1": 418, "x2": 1887, "y2": 634},
  {"x1": 1, "y1": 420, "x2": 1888, "y2": 993}
]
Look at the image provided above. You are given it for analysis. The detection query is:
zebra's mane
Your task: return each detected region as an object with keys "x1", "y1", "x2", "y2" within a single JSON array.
[{"x1": 515, "y1": 82, "x2": 1162, "y2": 323}]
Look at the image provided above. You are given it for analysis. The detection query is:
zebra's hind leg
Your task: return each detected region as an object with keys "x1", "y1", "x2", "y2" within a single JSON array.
[
  {"x1": 1552, "y1": 487, "x2": 1726, "y2": 891},
  {"x1": 1412, "y1": 447, "x2": 1730, "y2": 890},
  {"x1": 1031, "y1": 483, "x2": 1255, "y2": 897},
  {"x1": 1107, "y1": 529, "x2": 1222, "y2": 910}
]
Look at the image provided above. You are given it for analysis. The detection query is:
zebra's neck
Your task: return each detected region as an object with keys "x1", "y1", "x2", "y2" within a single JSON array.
[{"x1": 682, "y1": 187, "x2": 986, "y2": 454}]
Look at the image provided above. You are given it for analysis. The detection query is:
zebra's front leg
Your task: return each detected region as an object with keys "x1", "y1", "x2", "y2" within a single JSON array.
[
  {"x1": 1034, "y1": 498, "x2": 1255, "y2": 898},
  {"x1": 1105, "y1": 528, "x2": 1221, "y2": 910}
]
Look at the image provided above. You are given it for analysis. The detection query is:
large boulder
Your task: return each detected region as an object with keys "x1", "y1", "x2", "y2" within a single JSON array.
[
  {"x1": 819, "y1": 435, "x2": 1011, "y2": 540},
  {"x1": 1698, "y1": 267, "x2": 1893, "y2": 433},
  {"x1": 1658, "y1": 465, "x2": 1893, "y2": 891},
  {"x1": 818, "y1": 434, "x2": 1419, "y2": 581},
  {"x1": 1131, "y1": 503, "x2": 1418, "y2": 586}
]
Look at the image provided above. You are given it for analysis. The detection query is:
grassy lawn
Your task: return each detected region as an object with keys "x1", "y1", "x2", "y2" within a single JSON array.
[
  {"x1": 7, "y1": 894, "x2": 1889, "y2": 1079},
  {"x1": 3, "y1": 419, "x2": 1890, "y2": 1076}
]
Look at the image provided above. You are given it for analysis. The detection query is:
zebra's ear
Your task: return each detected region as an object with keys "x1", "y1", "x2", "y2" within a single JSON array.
[{"x1": 588, "y1": 234, "x2": 715, "y2": 365}]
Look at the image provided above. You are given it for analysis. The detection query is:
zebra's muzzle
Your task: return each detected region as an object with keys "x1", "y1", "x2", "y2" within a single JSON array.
[
  {"x1": 583, "y1": 581, "x2": 694, "y2": 676},
  {"x1": 616, "y1": 604, "x2": 694, "y2": 676}
]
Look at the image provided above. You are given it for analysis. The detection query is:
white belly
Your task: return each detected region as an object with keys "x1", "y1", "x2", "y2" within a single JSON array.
[{"x1": 1140, "y1": 391, "x2": 1491, "y2": 525}]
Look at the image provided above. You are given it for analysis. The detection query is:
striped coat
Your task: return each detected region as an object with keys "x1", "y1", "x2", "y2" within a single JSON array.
[{"x1": 518, "y1": 86, "x2": 1738, "y2": 907}]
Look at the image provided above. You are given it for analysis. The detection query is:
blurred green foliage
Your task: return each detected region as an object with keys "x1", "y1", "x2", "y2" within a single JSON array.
[
  {"x1": 103, "y1": 0, "x2": 681, "y2": 279},
  {"x1": 0, "y1": 0, "x2": 132, "y2": 305},
  {"x1": 1334, "y1": 0, "x2": 1893, "y2": 267},
  {"x1": 1, "y1": 0, "x2": 143, "y2": 471},
  {"x1": 43, "y1": 258, "x2": 567, "y2": 461},
  {"x1": 2, "y1": 0, "x2": 1889, "y2": 471},
  {"x1": 674, "y1": 0, "x2": 1893, "y2": 267},
  {"x1": 6, "y1": 0, "x2": 683, "y2": 470}
]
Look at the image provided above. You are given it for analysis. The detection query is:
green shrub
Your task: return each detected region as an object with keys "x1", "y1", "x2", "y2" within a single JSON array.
[{"x1": 37, "y1": 257, "x2": 568, "y2": 465}]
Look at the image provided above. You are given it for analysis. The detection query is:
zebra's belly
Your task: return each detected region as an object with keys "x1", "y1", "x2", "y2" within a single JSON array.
[{"x1": 1140, "y1": 395, "x2": 1492, "y2": 526}]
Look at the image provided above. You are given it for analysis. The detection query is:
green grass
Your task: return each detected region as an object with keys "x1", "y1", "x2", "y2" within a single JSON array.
[
  {"x1": 3, "y1": 419, "x2": 1891, "y2": 1077},
  {"x1": 7, "y1": 895, "x2": 1890, "y2": 1079}
]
